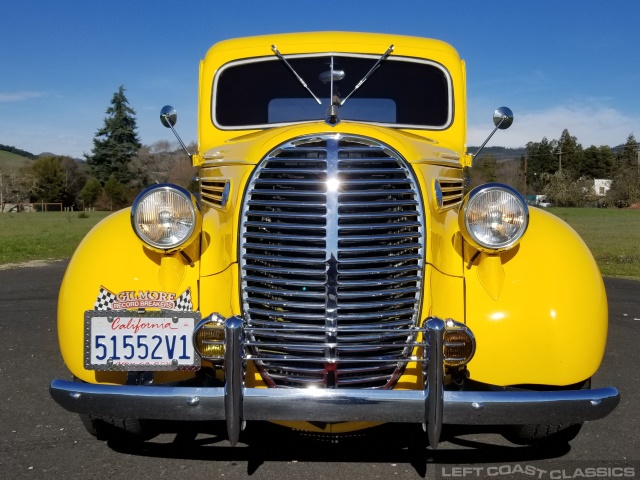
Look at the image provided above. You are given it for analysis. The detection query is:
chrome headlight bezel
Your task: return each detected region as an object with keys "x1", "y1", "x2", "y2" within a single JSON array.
[
  {"x1": 458, "y1": 183, "x2": 529, "y2": 253},
  {"x1": 131, "y1": 183, "x2": 201, "y2": 252}
]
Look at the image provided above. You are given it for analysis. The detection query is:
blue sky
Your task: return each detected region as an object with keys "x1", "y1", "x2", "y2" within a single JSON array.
[{"x1": 2, "y1": 0, "x2": 639, "y2": 158}]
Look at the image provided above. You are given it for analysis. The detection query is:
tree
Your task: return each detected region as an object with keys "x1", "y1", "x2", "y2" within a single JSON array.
[
  {"x1": 79, "y1": 177, "x2": 102, "y2": 208},
  {"x1": 128, "y1": 141, "x2": 176, "y2": 189},
  {"x1": 496, "y1": 158, "x2": 525, "y2": 194},
  {"x1": 103, "y1": 174, "x2": 129, "y2": 210},
  {"x1": 609, "y1": 134, "x2": 640, "y2": 206},
  {"x1": 58, "y1": 156, "x2": 87, "y2": 208},
  {"x1": 31, "y1": 156, "x2": 65, "y2": 203},
  {"x1": 615, "y1": 133, "x2": 639, "y2": 171},
  {"x1": 0, "y1": 144, "x2": 35, "y2": 159},
  {"x1": 167, "y1": 145, "x2": 199, "y2": 191},
  {"x1": 86, "y1": 86, "x2": 142, "y2": 185},
  {"x1": 468, "y1": 154, "x2": 498, "y2": 189},
  {"x1": 2, "y1": 169, "x2": 37, "y2": 211},
  {"x1": 128, "y1": 141, "x2": 198, "y2": 190},
  {"x1": 554, "y1": 129, "x2": 583, "y2": 176},
  {"x1": 525, "y1": 137, "x2": 557, "y2": 193},
  {"x1": 540, "y1": 171, "x2": 591, "y2": 207},
  {"x1": 29, "y1": 155, "x2": 87, "y2": 208},
  {"x1": 608, "y1": 169, "x2": 640, "y2": 207},
  {"x1": 581, "y1": 145, "x2": 614, "y2": 179}
]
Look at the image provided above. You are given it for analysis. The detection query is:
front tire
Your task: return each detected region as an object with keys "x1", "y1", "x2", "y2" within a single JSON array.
[
  {"x1": 73, "y1": 376, "x2": 156, "y2": 443},
  {"x1": 79, "y1": 414, "x2": 156, "y2": 443},
  {"x1": 501, "y1": 379, "x2": 590, "y2": 447},
  {"x1": 503, "y1": 422, "x2": 582, "y2": 447}
]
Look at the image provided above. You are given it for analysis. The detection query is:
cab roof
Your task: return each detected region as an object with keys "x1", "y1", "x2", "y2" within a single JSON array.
[{"x1": 203, "y1": 31, "x2": 461, "y2": 65}]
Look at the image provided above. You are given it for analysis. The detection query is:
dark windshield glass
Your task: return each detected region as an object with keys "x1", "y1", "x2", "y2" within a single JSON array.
[{"x1": 213, "y1": 55, "x2": 451, "y2": 129}]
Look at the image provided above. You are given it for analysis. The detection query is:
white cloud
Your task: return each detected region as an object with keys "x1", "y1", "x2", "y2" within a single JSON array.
[
  {"x1": 0, "y1": 91, "x2": 45, "y2": 102},
  {"x1": 469, "y1": 103, "x2": 639, "y2": 148}
]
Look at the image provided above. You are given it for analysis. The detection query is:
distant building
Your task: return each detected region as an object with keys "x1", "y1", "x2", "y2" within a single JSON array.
[{"x1": 593, "y1": 179, "x2": 612, "y2": 197}]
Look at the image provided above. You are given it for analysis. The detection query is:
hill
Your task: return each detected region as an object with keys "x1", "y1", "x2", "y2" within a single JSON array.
[
  {"x1": 469, "y1": 146, "x2": 526, "y2": 162},
  {"x1": 0, "y1": 150, "x2": 34, "y2": 171},
  {"x1": 0, "y1": 144, "x2": 35, "y2": 158}
]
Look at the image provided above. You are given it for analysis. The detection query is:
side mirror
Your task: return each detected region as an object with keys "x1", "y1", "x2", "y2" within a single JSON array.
[
  {"x1": 159, "y1": 105, "x2": 191, "y2": 159},
  {"x1": 493, "y1": 106, "x2": 514, "y2": 130},
  {"x1": 160, "y1": 105, "x2": 177, "y2": 128},
  {"x1": 473, "y1": 107, "x2": 514, "y2": 163}
]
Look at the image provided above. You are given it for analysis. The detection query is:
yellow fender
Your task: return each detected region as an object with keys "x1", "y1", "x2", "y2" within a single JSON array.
[
  {"x1": 58, "y1": 209, "x2": 202, "y2": 384},
  {"x1": 464, "y1": 207, "x2": 607, "y2": 386}
]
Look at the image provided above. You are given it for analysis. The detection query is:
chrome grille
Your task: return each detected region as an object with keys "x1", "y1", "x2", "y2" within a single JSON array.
[{"x1": 240, "y1": 135, "x2": 425, "y2": 389}]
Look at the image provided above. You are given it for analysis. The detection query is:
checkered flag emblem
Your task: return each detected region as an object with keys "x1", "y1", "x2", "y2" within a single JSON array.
[
  {"x1": 175, "y1": 288, "x2": 192, "y2": 311},
  {"x1": 94, "y1": 286, "x2": 116, "y2": 311}
]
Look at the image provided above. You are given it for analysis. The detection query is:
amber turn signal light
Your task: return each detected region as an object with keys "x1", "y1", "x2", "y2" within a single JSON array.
[
  {"x1": 193, "y1": 314, "x2": 225, "y2": 360},
  {"x1": 443, "y1": 319, "x2": 476, "y2": 367}
]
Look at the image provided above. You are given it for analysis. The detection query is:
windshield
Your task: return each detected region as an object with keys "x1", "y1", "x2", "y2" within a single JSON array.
[{"x1": 213, "y1": 54, "x2": 452, "y2": 129}]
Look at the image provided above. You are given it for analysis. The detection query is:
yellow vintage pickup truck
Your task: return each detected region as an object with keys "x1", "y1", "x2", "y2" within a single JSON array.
[{"x1": 50, "y1": 32, "x2": 619, "y2": 449}]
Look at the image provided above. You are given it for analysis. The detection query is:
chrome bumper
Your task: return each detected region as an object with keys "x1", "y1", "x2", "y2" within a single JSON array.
[{"x1": 50, "y1": 317, "x2": 620, "y2": 448}]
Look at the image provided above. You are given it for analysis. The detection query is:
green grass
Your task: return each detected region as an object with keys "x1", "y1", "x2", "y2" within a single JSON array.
[
  {"x1": 548, "y1": 207, "x2": 640, "y2": 279},
  {"x1": 0, "y1": 150, "x2": 33, "y2": 171},
  {"x1": 0, "y1": 211, "x2": 110, "y2": 265},
  {"x1": 1, "y1": 208, "x2": 639, "y2": 280}
]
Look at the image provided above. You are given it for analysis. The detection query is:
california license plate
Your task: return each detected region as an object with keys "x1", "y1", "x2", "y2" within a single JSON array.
[{"x1": 84, "y1": 310, "x2": 201, "y2": 370}]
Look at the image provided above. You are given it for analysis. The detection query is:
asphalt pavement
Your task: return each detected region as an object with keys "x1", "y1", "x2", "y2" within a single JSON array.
[{"x1": 0, "y1": 260, "x2": 638, "y2": 479}]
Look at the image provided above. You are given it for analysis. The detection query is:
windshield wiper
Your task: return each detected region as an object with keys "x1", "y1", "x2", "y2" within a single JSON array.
[
  {"x1": 271, "y1": 45, "x2": 322, "y2": 105},
  {"x1": 340, "y1": 44, "x2": 394, "y2": 106}
]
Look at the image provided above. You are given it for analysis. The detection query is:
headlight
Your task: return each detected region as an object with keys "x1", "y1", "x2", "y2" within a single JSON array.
[
  {"x1": 131, "y1": 184, "x2": 201, "y2": 251},
  {"x1": 459, "y1": 183, "x2": 528, "y2": 252}
]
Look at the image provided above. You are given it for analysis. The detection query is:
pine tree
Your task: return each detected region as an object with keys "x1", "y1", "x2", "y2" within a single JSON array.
[
  {"x1": 86, "y1": 86, "x2": 141, "y2": 184},
  {"x1": 554, "y1": 129, "x2": 583, "y2": 176},
  {"x1": 609, "y1": 134, "x2": 640, "y2": 206},
  {"x1": 581, "y1": 146, "x2": 614, "y2": 179},
  {"x1": 616, "y1": 133, "x2": 639, "y2": 170},
  {"x1": 525, "y1": 137, "x2": 557, "y2": 193}
]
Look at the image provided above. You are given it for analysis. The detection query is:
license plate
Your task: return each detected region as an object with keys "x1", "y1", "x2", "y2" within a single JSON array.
[{"x1": 84, "y1": 310, "x2": 201, "y2": 371}]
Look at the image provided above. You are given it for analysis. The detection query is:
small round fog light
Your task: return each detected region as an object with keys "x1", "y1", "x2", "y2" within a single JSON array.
[
  {"x1": 193, "y1": 314, "x2": 225, "y2": 360},
  {"x1": 443, "y1": 319, "x2": 475, "y2": 367}
]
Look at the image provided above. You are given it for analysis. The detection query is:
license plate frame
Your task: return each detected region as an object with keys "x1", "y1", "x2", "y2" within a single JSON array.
[{"x1": 84, "y1": 310, "x2": 201, "y2": 371}]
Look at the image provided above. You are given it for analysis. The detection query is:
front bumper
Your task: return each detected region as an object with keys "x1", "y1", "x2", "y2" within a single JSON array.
[{"x1": 50, "y1": 317, "x2": 620, "y2": 448}]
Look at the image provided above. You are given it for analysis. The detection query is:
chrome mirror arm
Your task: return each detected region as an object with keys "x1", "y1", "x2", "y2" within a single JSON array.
[
  {"x1": 160, "y1": 105, "x2": 192, "y2": 159},
  {"x1": 472, "y1": 107, "x2": 514, "y2": 164}
]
